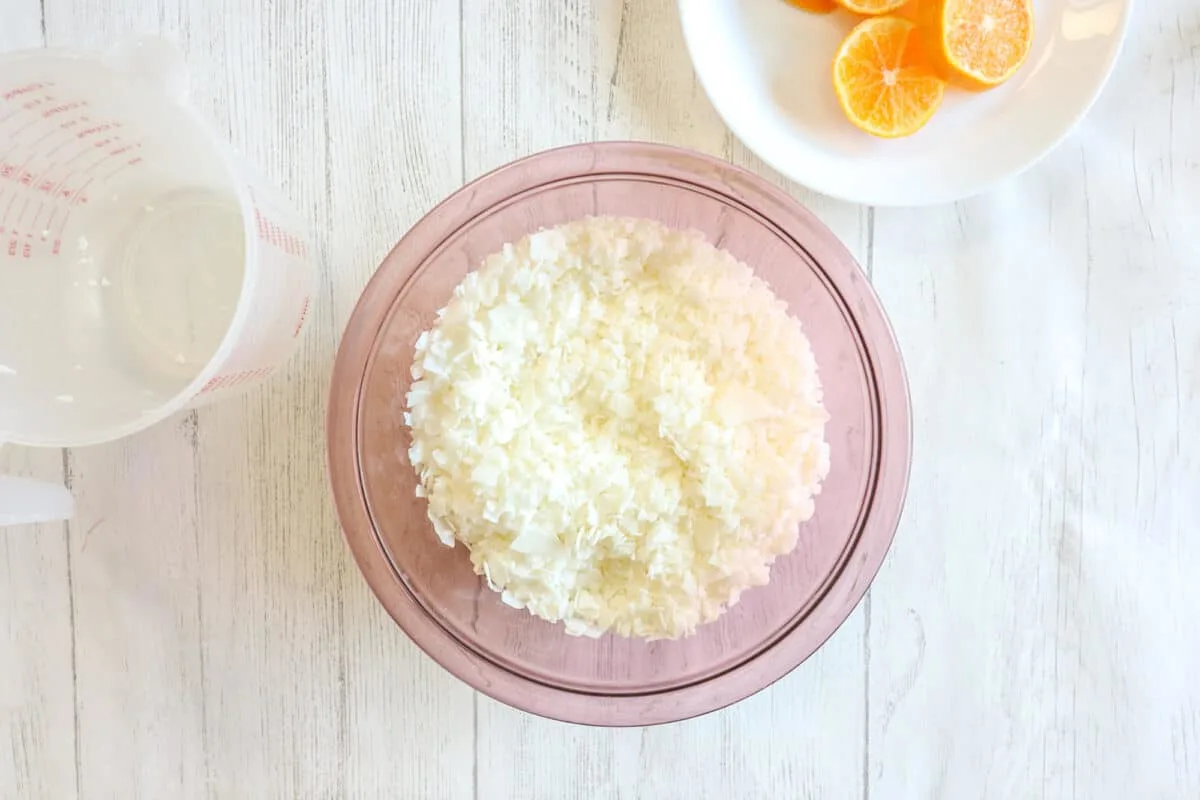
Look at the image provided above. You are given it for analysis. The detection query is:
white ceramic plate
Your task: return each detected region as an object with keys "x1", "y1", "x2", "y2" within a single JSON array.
[{"x1": 679, "y1": 0, "x2": 1134, "y2": 206}]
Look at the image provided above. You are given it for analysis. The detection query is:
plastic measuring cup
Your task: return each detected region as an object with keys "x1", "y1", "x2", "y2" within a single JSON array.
[{"x1": 0, "y1": 37, "x2": 317, "y2": 526}]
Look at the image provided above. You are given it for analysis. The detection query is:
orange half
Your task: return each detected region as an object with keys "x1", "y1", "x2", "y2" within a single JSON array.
[
  {"x1": 786, "y1": 0, "x2": 838, "y2": 13},
  {"x1": 921, "y1": 0, "x2": 1034, "y2": 90},
  {"x1": 832, "y1": 16, "x2": 945, "y2": 139},
  {"x1": 837, "y1": 0, "x2": 910, "y2": 14}
]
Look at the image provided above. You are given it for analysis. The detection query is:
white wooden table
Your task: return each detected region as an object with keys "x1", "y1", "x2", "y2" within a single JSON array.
[{"x1": 3, "y1": 1, "x2": 1198, "y2": 798}]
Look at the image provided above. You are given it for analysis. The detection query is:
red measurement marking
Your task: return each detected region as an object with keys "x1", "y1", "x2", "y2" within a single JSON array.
[
  {"x1": 8, "y1": 163, "x2": 90, "y2": 206},
  {"x1": 254, "y1": 207, "x2": 309, "y2": 258},
  {"x1": 79, "y1": 150, "x2": 115, "y2": 177},
  {"x1": 75, "y1": 123, "x2": 115, "y2": 139},
  {"x1": 46, "y1": 170, "x2": 74, "y2": 201},
  {"x1": 0, "y1": 153, "x2": 24, "y2": 182},
  {"x1": 0, "y1": 152, "x2": 40, "y2": 204},
  {"x1": 52, "y1": 208, "x2": 71, "y2": 252},
  {"x1": 68, "y1": 177, "x2": 92, "y2": 206},
  {"x1": 1, "y1": 83, "x2": 46, "y2": 102},
  {"x1": 41, "y1": 101, "x2": 82, "y2": 119},
  {"x1": 199, "y1": 367, "x2": 274, "y2": 395},
  {"x1": 13, "y1": 150, "x2": 36, "y2": 177},
  {"x1": 97, "y1": 149, "x2": 146, "y2": 183},
  {"x1": 27, "y1": 158, "x2": 67, "y2": 198},
  {"x1": 292, "y1": 296, "x2": 311, "y2": 337}
]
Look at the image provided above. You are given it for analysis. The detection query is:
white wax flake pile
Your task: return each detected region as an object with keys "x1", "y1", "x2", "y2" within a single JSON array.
[{"x1": 405, "y1": 217, "x2": 830, "y2": 640}]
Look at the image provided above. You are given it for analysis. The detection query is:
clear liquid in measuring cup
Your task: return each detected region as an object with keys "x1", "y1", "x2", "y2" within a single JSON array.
[
  {"x1": 104, "y1": 190, "x2": 245, "y2": 383},
  {"x1": 0, "y1": 187, "x2": 245, "y2": 441}
]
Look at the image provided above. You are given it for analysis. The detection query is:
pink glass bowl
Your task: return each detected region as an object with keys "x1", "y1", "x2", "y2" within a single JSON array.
[{"x1": 327, "y1": 142, "x2": 910, "y2": 726}]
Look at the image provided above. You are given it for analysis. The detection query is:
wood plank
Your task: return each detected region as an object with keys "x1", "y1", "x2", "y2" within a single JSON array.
[
  {"x1": 462, "y1": 0, "x2": 601, "y2": 179},
  {"x1": 324, "y1": 2, "x2": 475, "y2": 798},
  {"x1": 169, "y1": 2, "x2": 348, "y2": 797},
  {"x1": 43, "y1": 0, "x2": 161, "y2": 47},
  {"x1": 469, "y1": 2, "x2": 867, "y2": 797},
  {"x1": 0, "y1": 444, "x2": 76, "y2": 800},
  {"x1": 0, "y1": 10, "x2": 79, "y2": 800},
  {"x1": 866, "y1": 1, "x2": 1200, "y2": 796},
  {"x1": 595, "y1": 0, "x2": 728, "y2": 154},
  {"x1": 178, "y1": 6, "x2": 340, "y2": 796}
]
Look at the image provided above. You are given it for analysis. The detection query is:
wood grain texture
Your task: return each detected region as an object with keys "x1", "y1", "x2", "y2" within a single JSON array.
[
  {"x1": 0, "y1": 444, "x2": 75, "y2": 800},
  {"x1": 181, "y1": 3, "x2": 343, "y2": 797},
  {"x1": 324, "y1": 2, "x2": 475, "y2": 798},
  {"x1": 867, "y1": 2, "x2": 1200, "y2": 798}
]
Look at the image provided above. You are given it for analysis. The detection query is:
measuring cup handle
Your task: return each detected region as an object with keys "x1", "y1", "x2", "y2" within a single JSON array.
[
  {"x1": 103, "y1": 36, "x2": 190, "y2": 104},
  {"x1": 0, "y1": 474, "x2": 75, "y2": 527}
]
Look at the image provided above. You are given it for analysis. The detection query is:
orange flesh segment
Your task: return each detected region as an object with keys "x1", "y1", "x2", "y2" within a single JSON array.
[
  {"x1": 939, "y1": 0, "x2": 1034, "y2": 87},
  {"x1": 833, "y1": 17, "x2": 945, "y2": 138}
]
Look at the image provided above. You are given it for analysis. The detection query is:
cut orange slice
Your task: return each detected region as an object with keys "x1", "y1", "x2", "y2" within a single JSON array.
[
  {"x1": 836, "y1": 0, "x2": 910, "y2": 15},
  {"x1": 832, "y1": 17, "x2": 945, "y2": 138},
  {"x1": 920, "y1": 0, "x2": 1034, "y2": 90},
  {"x1": 786, "y1": 0, "x2": 838, "y2": 13}
]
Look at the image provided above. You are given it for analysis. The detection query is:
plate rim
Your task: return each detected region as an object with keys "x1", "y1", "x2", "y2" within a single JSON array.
[
  {"x1": 326, "y1": 141, "x2": 913, "y2": 726},
  {"x1": 677, "y1": 0, "x2": 1137, "y2": 207}
]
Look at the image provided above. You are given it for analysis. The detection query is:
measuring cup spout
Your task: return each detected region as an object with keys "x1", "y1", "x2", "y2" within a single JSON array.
[{"x1": 0, "y1": 445, "x2": 74, "y2": 527}]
